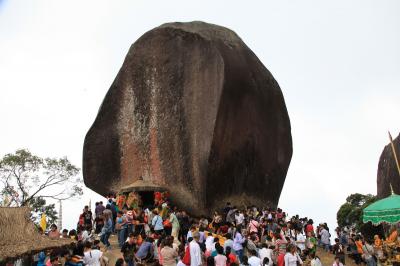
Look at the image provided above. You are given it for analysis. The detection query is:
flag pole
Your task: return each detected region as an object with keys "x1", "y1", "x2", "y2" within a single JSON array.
[{"x1": 388, "y1": 131, "x2": 400, "y2": 177}]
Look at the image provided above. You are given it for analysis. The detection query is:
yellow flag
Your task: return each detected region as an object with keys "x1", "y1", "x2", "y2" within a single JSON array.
[{"x1": 40, "y1": 213, "x2": 47, "y2": 232}]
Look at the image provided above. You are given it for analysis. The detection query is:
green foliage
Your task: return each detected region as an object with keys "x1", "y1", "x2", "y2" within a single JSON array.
[
  {"x1": 337, "y1": 193, "x2": 378, "y2": 230},
  {"x1": 0, "y1": 149, "x2": 83, "y2": 207},
  {"x1": 0, "y1": 149, "x2": 82, "y2": 224},
  {"x1": 29, "y1": 197, "x2": 58, "y2": 225}
]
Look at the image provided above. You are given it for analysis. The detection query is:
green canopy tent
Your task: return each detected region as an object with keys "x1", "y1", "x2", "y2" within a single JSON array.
[
  {"x1": 363, "y1": 191, "x2": 400, "y2": 225},
  {"x1": 363, "y1": 131, "x2": 400, "y2": 225}
]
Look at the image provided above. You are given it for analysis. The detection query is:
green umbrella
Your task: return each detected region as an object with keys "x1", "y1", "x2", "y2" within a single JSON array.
[{"x1": 363, "y1": 191, "x2": 400, "y2": 225}]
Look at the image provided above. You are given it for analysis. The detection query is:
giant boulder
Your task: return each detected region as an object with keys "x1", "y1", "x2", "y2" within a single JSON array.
[
  {"x1": 83, "y1": 21, "x2": 293, "y2": 215},
  {"x1": 377, "y1": 133, "x2": 400, "y2": 198}
]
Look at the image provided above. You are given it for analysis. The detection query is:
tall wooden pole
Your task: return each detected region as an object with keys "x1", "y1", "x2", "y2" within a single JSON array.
[{"x1": 388, "y1": 131, "x2": 400, "y2": 177}]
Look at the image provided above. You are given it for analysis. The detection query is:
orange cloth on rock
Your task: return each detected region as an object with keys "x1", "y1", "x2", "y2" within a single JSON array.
[{"x1": 386, "y1": 230, "x2": 398, "y2": 244}]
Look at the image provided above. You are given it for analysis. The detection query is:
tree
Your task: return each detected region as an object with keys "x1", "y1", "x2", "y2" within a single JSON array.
[
  {"x1": 337, "y1": 193, "x2": 377, "y2": 230},
  {"x1": 0, "y1": 149, "x2": 83, "y2": 209},
  {"x1": 29, "y1": 197, "x2": 58, "y2": 225}
]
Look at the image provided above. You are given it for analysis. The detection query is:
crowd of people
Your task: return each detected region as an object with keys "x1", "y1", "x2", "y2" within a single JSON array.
[
  {"x1": 32, "y1": 192, "x2": 397, "y2": 266},
  {"x1": 334, "y1": 226, "x2": 400, "y2": 266}
]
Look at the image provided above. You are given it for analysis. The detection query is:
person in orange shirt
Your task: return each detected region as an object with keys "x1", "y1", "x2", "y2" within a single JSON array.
[
  {"x1": 348, "y1": 238, "x2": 362, "y2": 265},
  {"x1": 355, "y1": 236, "x2": 364, "y2": 255}
]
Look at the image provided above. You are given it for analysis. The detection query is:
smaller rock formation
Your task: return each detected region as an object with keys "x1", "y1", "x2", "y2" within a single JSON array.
[{"x1": 377, "y1": 133, "x2": 400, "y2": 198}]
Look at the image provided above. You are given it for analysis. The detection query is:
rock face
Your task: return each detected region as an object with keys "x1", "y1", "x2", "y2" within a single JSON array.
[
  {"x1": 83, "y1": 21, "x2": 293, "y2": 215},
  {"x1": 377, "y1": 133, "x2": 400, "y2": 198}
]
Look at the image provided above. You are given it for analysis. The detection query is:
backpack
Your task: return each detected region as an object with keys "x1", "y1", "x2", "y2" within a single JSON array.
[{"x1": 182, "y1": 245, "x2": 191, "y2": 265}]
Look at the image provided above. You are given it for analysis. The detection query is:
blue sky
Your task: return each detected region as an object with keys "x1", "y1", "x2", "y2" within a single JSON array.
[{"x1": 1, "y1": 0, "x2": 399, "y2": 230}]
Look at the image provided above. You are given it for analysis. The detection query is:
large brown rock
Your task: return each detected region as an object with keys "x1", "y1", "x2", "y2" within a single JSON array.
[
  {"x1": 83, "y1": 21, "x2": 293, "y2": 215},
  {"x1": 377, "y1": 133, "x2": 400, "y2": 198}
]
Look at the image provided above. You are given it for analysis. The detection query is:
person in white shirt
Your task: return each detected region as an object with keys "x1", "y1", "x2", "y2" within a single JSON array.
[
  {"x1": 177, "y1": 258, "x2": 186, "y2": 266},
  {"x1": 81, "y1": 225, "x2": 92, "y2": 243},
  {"x1": 190, "y1": 232, "x2": 202, "y2": 266},
  {"x1": 284, "y1": 244, "x2": 303, "y2": 266},
  {"x1": 235, "y1": 211, "x2": 245, "y2": 226},
  {"x1": 83, "y1": 241, "x2": 103, "y2": 266},
  {"x1": 295, "y1": 229, "x2": 306, "y2": 252},
  {"x1": 259, "y1": 243, "x2": 273, "y2": 266},
  {"x1": 309, "y1": 253, "x2": 322, "y2": 266},
  {"x1": 248, "y1": 249, "x2": 261, "y2": 266},
  {"x1": 177, "y1": 260, "x2": 186, "y2": 266},
  {"x1": 319, "y1": 226, "x2": 331, "y2": 252},
  {"x1": 205, "y1": 233, "x2": 214, "y2": 251},
  {"x1": 332, "y1": 256, "x2": 344, "y2": 266}
]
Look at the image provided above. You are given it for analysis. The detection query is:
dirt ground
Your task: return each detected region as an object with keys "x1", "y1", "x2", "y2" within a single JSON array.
[
  {"x1": 102, "y1": 235, "x2": 122, "y2": 265},
  {"x1": 317, "y1": 248, "x2": 358, "y2": 266}
]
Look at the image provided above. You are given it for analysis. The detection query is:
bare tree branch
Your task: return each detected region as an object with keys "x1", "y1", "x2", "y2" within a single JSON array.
[{"x1": 0, "y1": 149, "x2": 82, "y2": 207}]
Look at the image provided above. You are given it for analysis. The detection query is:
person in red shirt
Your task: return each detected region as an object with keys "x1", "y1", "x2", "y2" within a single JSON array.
[
  {"x1": 276, "y1": 209, "x2": 283, "y2": 220},
  {"x1": 274, "y1": 232, "x2": 288, "y2": 266},
  {"x1": 225, "y1": 246, "x2": 238, "y2": 266},
  {"x1": 217, "y1": 223, "x2": 229, "y2": 236},
  {"x1": 305, "y1": 219, "x2": 314, "y2": 235},
  {"x1": 78, "y1": 212, "x2": 85, "y2": 231}
]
